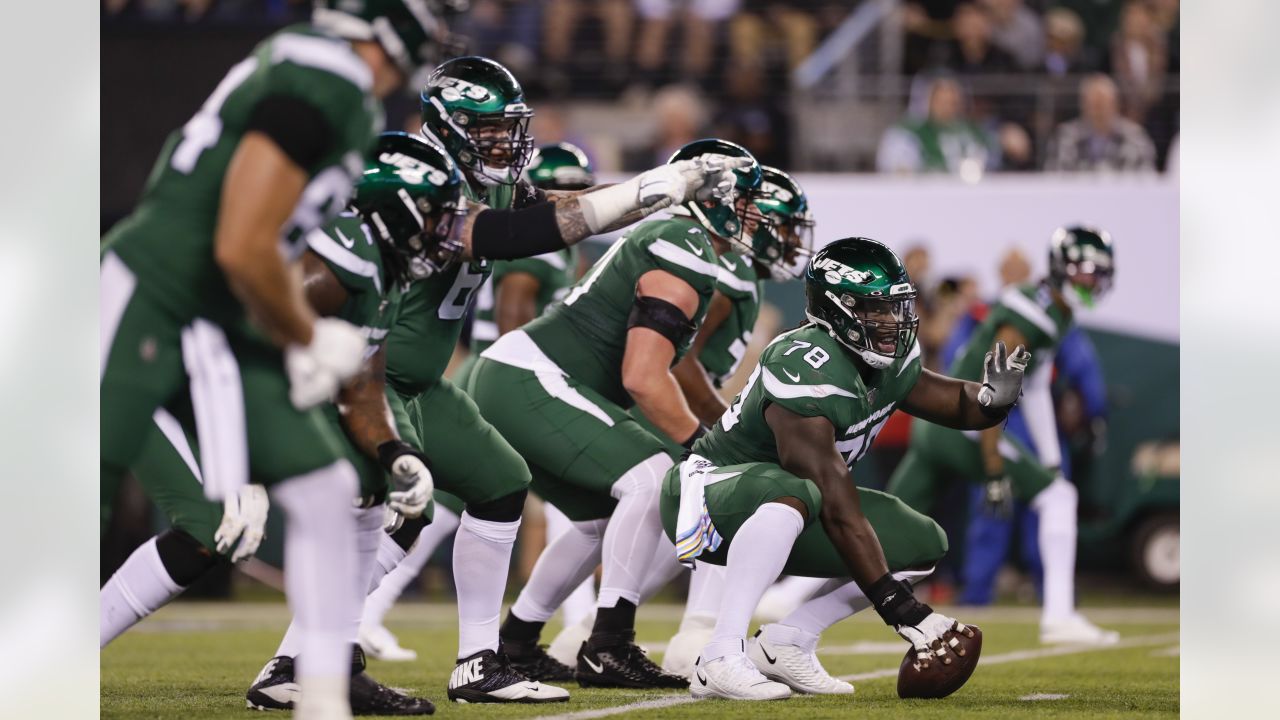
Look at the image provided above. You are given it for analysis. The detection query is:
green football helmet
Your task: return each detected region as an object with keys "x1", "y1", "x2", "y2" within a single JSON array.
[
  {"x1": 420, "y1": 56, "x2": 535, "y2": 187},
  {"x1": 352, "y1": 132, "x2": 466, "y2": 282},
  {"x1": 750, "y1": 166, "x2": 815, "y2": 279},
  {"x1": 804, "y1": 237, "x2": 919, "y2": 370},
  {"x1": 668, "y1": 138, "x2": 764, "y2": 245},
  {"x1": 524, "y1": 142, "x2": 595, "y2": 191},
  {"x1": 1049, "y1": 226, "x2": 1114, "y2": 310},
  {"x1": 312, "y1": 0, "x2": 448, "y2": 78}
]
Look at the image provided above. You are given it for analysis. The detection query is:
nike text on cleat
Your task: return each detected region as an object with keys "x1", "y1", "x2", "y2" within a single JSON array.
[
  {"x1": 690, "y1": 653, "x2": 791, "y2": 701},
  {"x1": 446, "y1": 649, "x2": 569, "y2": 704},
  {"x1": 500, "y1": 639, "x2": 576, "y2": 682},
  {"x1": 576, "y1": 631, "x2": 688, "y2": 689},
  {"x1": 747, "y1": 626, "x2": 853, "y2": 695},
  {"x1": 246, "y1": 656, "x2": 300, "y2": 710}
]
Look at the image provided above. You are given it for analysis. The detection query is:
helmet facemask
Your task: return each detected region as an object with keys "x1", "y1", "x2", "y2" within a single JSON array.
[
  {"x1": 423, "y1": 99, "x2": 534, "y2": 187},
  {"x1": 807, "y1": 289, "x2": 919, "y2": 370},
  {"x1": 406, "y1": 199, "x2": 469, "y2": 279},
  {"x1": 752, "y1": 208, "x2": 815, "y2": 279}
]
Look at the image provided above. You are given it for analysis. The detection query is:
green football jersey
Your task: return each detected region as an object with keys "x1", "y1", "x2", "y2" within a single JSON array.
[
  {"x1": 103, "y1": 24, "x2": 383, "y2": 326},
  {"x1": 700, "y1": 251, "x2": 763, "y2": 387},
  {"x1": 695, "y1": 324, "x2": 923, "y2": 470},
  {"x1": 950, "y1": 282, "x2": 1072, "y2": 381},
  {"x1": 469, "y1": 247, "x2": 580, "y2": 354},
  {"x1": 305, "y1": 212, "x2": 403, "y2": 359},
  {"x1": 521, "y1": 216, "x2": 720, "y2": 408}
]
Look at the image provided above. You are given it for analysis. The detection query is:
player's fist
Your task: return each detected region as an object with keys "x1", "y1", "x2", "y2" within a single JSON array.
[
  {"x1": 215, "y1": 484, "x2": 269, "y2": 563},
  {"x1": 896, "y1": 616, "x2": 983, "y2": 699},
  {"x1": 978, "y1": 341, "x2": 1030, "y2": 409},
  {"x1": 378, "y1": 440, "x2": 434, "y2": 519},
  {"x1": 285, "y1": 318, "x2": 367, "y2": 409},
  {"x1": 690, "y1": 154, "x2": 753, "y2": 206}
]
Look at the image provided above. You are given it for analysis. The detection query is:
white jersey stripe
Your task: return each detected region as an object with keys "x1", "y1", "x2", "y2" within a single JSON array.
[
  {"x1": 181, "y1": 319, "x2": 248, "y2": 501},
  {"x1": 999, "y1": 286, "x2": 1057, "y2": 339},
  {"x1": 481, "y1": 329, "x2": 615, "y2": 426},
  {"x1": 153, "y1": 408, "x2": 203, "y2": 483},
  {"x1": 647, "y1": 240, "x2": 722, "y2": 279},
  {"x1": 761, "y1": 367, "x2": 859, "y2": 400},
  {"x1": 715, "y1": 266, "x2": 757, "y2": 299},
  {"x1": 305, "y1": 228, "x2": 383, "y2": 295},
  {"x1": 271, "y1": 33, "x2": 372, "y2": 91},
  {"x1": 100, "y1": 252, "x2": 137, "y2": 382}
]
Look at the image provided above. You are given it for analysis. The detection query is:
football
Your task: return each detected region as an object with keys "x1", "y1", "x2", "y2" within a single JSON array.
[{"x1": 896, "y1": 622, "x2": 983, "y2": 699}]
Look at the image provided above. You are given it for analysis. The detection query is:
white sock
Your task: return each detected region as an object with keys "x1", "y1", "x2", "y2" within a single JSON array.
[
  {"x1": 511, "y1": 518, "x2": 607, "y2": 623},
  {"x1": 100, "y1": 536, "x2": 184, "y2": 647},
  {"x1": 545, "y1": 503, "x2": 598, "y2": 628},
  {"x1": 702, "y1": 503, "x2": 804, "y2": 661},
  {"x1": 779, "y1": 569, "x2": 933, "y2": 636},
  {"x1": 637, "y1": 530, "x2": 685, "y2": 603},
  {"x1": 597, "y1": 453, "x2": 671, "y2": 609},
  {"x1": 371, "y1": 533, "x2": 407, "y2": 592},
  {"x1": 1033, "y1": 477, "x2": 1079, "y2": 624},
  {"x1": 271, "y1": 460, "x2": 360, "y2": 688},
  {"x1": 453, "y1": 511, "x2": 520, "y2": 658},
  {"x1": 362, "y1": 506, "x2": 460, "y2": 627}
]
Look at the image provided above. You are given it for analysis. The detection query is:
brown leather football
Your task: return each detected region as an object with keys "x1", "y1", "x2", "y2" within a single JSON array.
[{"x1": 896, "y1": 622, "x2": 983, "y2": 699}]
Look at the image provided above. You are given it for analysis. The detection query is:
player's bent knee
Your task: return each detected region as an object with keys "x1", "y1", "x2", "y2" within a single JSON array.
[
  {"x1": 609, "y1": 453, "x2": 672, "y2": 500},
  {"x1": 155, "y1": 528, "x2": 221, "y2": 586},
  {"x1": 466, "y1": 487, "x2": 527, "y2": 523},
  {"x1": 769, "y1": 495, "x2": 811, "y2": 523}
]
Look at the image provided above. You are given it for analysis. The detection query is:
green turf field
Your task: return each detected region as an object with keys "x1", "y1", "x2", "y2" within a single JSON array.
[{"x1": 101, "y1": 602, "x2": 1178, "y2": 719}]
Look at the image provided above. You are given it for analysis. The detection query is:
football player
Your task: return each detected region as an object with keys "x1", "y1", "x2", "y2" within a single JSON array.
[
  {"x1": 99, "y1": 5, "x2": 442, "y2": 716},
  {"x1": 467, "y1": 139, "x2": 765, "y2": 689},
  {"x1": 356, "y1": 142, "x2": 596, "y2": 664},
  {"x1": 887, "y1": 226, "x2": 1119, "y2": 645},
  {"x1": 662, "y1": 237, "x2": 1025, "y2": 700}
]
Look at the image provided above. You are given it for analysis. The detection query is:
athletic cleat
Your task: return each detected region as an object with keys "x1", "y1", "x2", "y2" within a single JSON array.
[
  {"x1": 359, "y1": 622, "x2": 418, "y2": 662},
  {"x1": 349, "y1": 670, "x2": 435, "y2": 715},
  {"x1": 246, "y1": 656, "x2": 299, "y2": 710},
  {"x1": 1040, "y1": 613, "x2": 1120, "y2": 645},
  {"x1": 500, "y1": 639, "x2": 576, "y2": 682},
  {"x1": 576, "y1": 631, "x2": 689, "y2": 689},
  {"x1": 447, "y1": 649, "x2": 570, "y2": 703},
  {"x1": 546, "y1": 613, "x2": 593, "y2": 668},
  {"x1": 661, "y1": 614, "x2": 714, "y2": 677},
  {"x1": 747, "y1": 625, "x2": 853, "y2": 695},
  {"x1": 690, "y1": 653, "x2": 791, "y2": 701}
]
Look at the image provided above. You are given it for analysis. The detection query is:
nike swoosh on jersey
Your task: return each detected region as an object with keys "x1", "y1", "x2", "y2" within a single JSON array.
[
  {"x1": 583, "y1": 656, "x2": 605, "y2": 674},
  {"x1": 719, "y1": 255, "x2": 737, "y2": 270},
  {"x1": 783, "y1": 369, "x2": 802, "y2": 382},
  {"x1": 335, "y1": 227, "x2": 357, "y2": 248},
  {"x1": 684, "y1": 239, "x2": 705, "y2": 256}
]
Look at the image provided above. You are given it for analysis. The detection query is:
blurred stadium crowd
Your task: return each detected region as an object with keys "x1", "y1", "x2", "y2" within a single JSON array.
[{"x1": 103, "y1": 0, "x2": 1178, "y2": 174}]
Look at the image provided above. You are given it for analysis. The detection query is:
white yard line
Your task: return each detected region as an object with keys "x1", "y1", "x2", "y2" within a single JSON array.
[{"x1": 533, "y1": 632, "x2": 1180, "y2": 720}]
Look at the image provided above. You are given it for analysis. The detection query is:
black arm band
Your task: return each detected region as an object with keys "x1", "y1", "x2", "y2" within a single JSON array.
[
  {"x1": 867, "y1": 573, "x2": 933, "y2": 627},
  {"x1": 376, "y1": 440, "x2": 428, "y2": 474},
  {"x1": 627, "y1": 295, "x2": 697, "y2": 349},
  {"x1": 244, "y1": 94, "x2": 334, "y2": 170},
  {"x1": 680, "y1": 424, "x2": 709, "y2": 450},
  {"x1": 471, "y1": 201, "x2": 566, "y2": 260}
]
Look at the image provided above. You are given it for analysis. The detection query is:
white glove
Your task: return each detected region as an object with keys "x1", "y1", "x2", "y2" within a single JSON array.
[
  {"x1": 380, "y1": 444, "x2": 434, "y2": 519},
  {"x1": 688, "y1": 154, "x2": 754, "y2": 205},
  {"x1": 383, "y1": 504, "x2": 405, "y2": 534},
  {"x1": 896, "y1": 611, "x2": 959, "y2": 651},
  {"x1": 977, "y1": 341, "x2": 1031, "y2": 408},
  {"x1": 285, "y1": 318, "x2": 367, "y2": 410},
  {"x1": 214, "y1": 484, "x2": 269, "y2": 563}
]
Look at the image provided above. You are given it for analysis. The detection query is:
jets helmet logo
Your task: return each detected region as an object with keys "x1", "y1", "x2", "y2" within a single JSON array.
[
  {"x1": 433, "y1": 75, "x2": 493, "y2": 103},
  {"x1": 377, "y1": 152, "x2": 449, "y2": 186},
  {"x1": 813, "y1": 256, "x2": 875, "y2": 285}
]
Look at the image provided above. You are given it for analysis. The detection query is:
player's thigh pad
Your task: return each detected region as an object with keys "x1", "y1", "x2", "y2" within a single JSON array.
[{"x1": 411, "y1": 378, "x2": 531, "y2": 507}]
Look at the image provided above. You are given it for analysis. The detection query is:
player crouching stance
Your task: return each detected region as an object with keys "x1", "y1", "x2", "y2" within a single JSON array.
[{"x1": 663, "y1": 238, "x2": 1027, "y2": 700}]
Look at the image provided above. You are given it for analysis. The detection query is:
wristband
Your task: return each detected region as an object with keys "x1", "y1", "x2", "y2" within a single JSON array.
[
  {"x1": 680, "y1": 423, "x2": 709, "y2": 450},
  {"x1": 376, "y1": 440, "x2": 425, "y2": 473},
  {"x1": 867, "y1": 573, "x2": 932, "y2": 627}
]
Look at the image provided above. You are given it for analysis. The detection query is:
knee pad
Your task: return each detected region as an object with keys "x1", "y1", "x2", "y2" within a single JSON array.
[
  {"x1": 466, "y1": 488, "x2": 528, "y2": 523},
  {"x1": 155, "y1": 528, "x2": 220, "y2": 586},
  {"x1": 572, "y1": 517, "x2": 610, "y2": 541},
  {"x1": 609, "y1": 453, "x2": 672, "y2": 500}
]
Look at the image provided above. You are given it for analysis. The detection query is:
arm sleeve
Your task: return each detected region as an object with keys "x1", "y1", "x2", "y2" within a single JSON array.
[
  {"x1": 471, "y1": 202, "x2": 567, "y2": 260},
  {"x1": 244, "y1": 94, "x2": 333, "y2": 170},
  {"x1": 1019, "y1": 360, "x2": 1062, "y2": 469}
]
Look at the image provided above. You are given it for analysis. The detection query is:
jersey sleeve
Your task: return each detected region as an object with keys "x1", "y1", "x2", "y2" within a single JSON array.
[
  {"x1": 991, "y1": 286, "x2": 1058, "y2": 352},
  {"x1": 639, "y1": 223, "x2": 721, "y2": 300},
  {"x1": 756, "y1": 334, "x2": 860, "y2": 424},
  {"x1": 305, "y1": 216, "x2": 385, "y2": 310}
]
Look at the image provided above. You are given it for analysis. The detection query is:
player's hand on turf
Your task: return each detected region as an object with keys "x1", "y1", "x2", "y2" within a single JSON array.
[
  {"x1": 983, "y1": 475, "x2": 1015, "y2": 518},
  {"x1": 215, "y1": 484, "x2": 269, "y2": 563},
  {"x1": 383, "y1": 504, "x2": 405, "y2": 533},
  {"x1": 896, "y1": 612, "x2": 960, "y2": 651},
  {"x1": 285, "y1": 318, "x2": 367, "y2": 410},
  {"x1": 378, "y1": 441, "x2": 434, "y2": 519},
  {"x1": 977, "y1": 341, "x2": 1030, "y2": 409}
]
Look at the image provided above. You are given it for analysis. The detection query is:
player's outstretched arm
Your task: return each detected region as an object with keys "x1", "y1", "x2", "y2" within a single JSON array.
[
  {"x1": 902, "y1": 336, "x2": 1031, "y2": 432},
  {"x1": 670, "y1": 290, "x2": 733, "y2": 426},
  {"x1": 621, "y1": 270, "x2": 704, "y2": 446}
]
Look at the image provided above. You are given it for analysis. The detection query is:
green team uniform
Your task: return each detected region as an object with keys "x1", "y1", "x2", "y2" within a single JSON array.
[
  {"x1": 467, "y1": 248, "x2": 581, "y2": 356},
  {"x1": 100, "y1": 25, "x2": 382, "y2": 500},
  {"x1": 886, "y1": 283, "x2": 1067, "y2": 508},
  {"x1": 384, "y1": 182, "x2": 533, "y2": 516},
  {"x1": 133, "y1": 214, "x2": 407, "y2": 552},
  {"x1": 659, "y1": 324, "x2": 948, "y2": 578},
  {"x1": 464, "y1": 217, "x2": 720, "y2": 520}
]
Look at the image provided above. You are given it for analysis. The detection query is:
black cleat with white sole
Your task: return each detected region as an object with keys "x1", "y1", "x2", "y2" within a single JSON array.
[
  {"x1": 246, "y1": 656, "x2": 299, "y2": 710},
  {"x1": 245, "y1": 647, "x2": 435, "y2": 715},
  {"x1": 575, "y1": 631, "x2": 689, "y2": 689},
  {"x1": 500, "y1": 639, "x2": 576, "y2": 682},
  {"x1": 447, "y1": 649, "x2": 570, "y2": 703}
]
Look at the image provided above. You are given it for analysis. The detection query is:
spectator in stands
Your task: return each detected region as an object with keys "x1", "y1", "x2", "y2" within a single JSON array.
[
  {"x1": 876, "y1": 76, "x2": 992, "y2": 176},
  {"x1": 712, "y1": 60, "x2": 789, "y2": 168},
  {"x1": 541, "y1": 0, "x2": 634, "y2": 95},
  {"x1": 456, "y1": 0, "x2": 542, "y2": 77},
  {"x1": 629, "y1": 84, "x2": 708, "y2": 169},
  {"x1": 1108, "y1": 0, "x2": 1168, "y2": 125},
  {"x1": 901, "y1": 1, "x2": 958, "y2": 76},
  {"x1": 634, "y1": 0, "x2": 741, "y2": 85},
  {"x1": 1044, "y1": 73, "x2": 1156, "y2": 172},
  {"x1": 728, "y1": 1, "x2": 820, "y2": 72},
  {"x1": 1041, "y1": 6, "x2": 1094, "y2": 76},
  {"x1": 943, "y1": 2, "x2": 1018, "y2": 75},
  {"x1": 980, "y1": 0, "x2": 1044, "y2": 71}
]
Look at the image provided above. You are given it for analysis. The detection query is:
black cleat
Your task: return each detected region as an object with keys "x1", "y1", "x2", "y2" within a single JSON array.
[
  {"x1": 246, "y1": 656, "x2": 299, "y2": 710},
  {"x1": 500, "y1": 639, "x2": 576, "y2": 682},
  {"x1": 575, "y1": 631, "x2": 689, "y2": 689},
  {"x1": 246, "y1": 647, "x2": 434, "y2": 714},
  {"x1": 447, "y1": 649, "x2": 570, "y2": 703}
]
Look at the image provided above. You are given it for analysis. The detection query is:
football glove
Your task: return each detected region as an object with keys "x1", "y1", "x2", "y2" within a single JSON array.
[
  {"x1": 977, "y1": 341, "x2": 1031, "y2": 409},
  {"x1": 896, "y1": 612, "x2": 961, "y2": 651},
  {"x1": 285, "y1": 318, "x2": 367, "y2": 410},
  {"x1": 377, "y1": 441, "x2": 434, "y2": 519},
  {"x1": 214, "y1": 484, "x2": 269, "y2": 563},
  {"x1": 982, "y1": 475, "x2": 1015, "y2": 519}
]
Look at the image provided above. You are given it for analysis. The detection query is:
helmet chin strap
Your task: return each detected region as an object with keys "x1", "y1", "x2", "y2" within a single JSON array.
[{"x1": 855, "y1": 348, "x2": 894, "y2": 370}]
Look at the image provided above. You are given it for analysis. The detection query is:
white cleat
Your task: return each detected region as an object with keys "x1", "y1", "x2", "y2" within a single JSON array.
[
  {"x1": 358, "y1": 622, "x2": 418, "y2": 662},
  {"x1": 662, "y1": 614, "x2": 715, "y2": 677},
  {"x1": 690, "y1": 653, "x2": 791, "y2": 701},
  {"x1": 1040, "y1": 613, "x2": 1121, "y2": 645},
  {"x1": 546, "y1": 613, "x2": 594, "y2": 668},
  {"x1": 747, "y1": 625, "x2": 853, "y2": 695}
]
